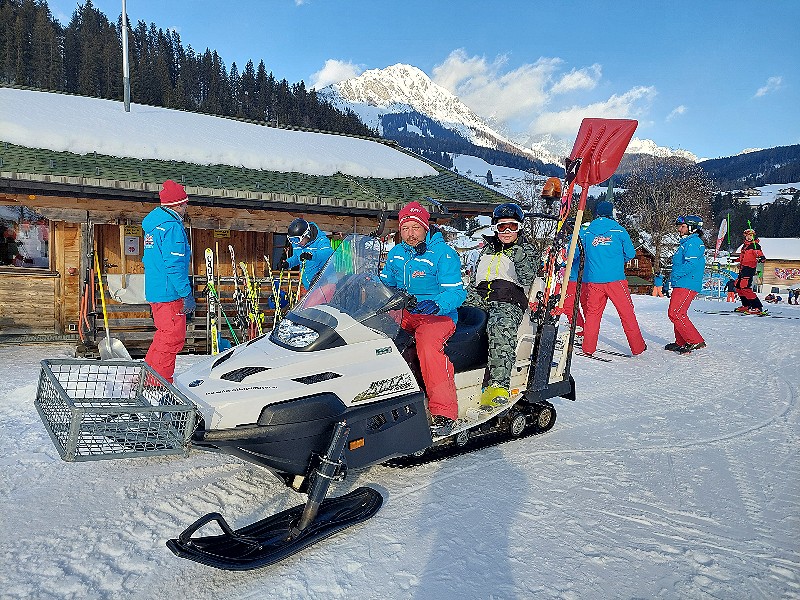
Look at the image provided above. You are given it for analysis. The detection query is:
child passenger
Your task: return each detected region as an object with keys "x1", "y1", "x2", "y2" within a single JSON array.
[{"x1": 464, "y1": 203, "x2": 538, "y2": 407}]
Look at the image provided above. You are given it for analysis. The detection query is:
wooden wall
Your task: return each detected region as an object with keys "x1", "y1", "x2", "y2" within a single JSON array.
[
  {"x1": 0, "y1": 272, "x2": 56, "y2": 334},
  {"x1": 1, "y1": 191, "x2": 390, "y2": 344}
]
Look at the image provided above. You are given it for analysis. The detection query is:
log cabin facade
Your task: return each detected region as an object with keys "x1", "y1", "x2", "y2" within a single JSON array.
[{"x1": 0, "y1": 133, "x2": 510, "y2": 355}]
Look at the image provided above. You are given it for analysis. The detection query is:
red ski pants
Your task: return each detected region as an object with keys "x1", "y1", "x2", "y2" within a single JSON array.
[
  {"x1": 667, "y1": 288, "x2": 704, "y2": 346},
  {"x1": 145, "y1": 299, "x2": 187, "y2": 383},
  {"x1": 401, "y1": 313, "x2": 458, "y2": 420},
  {"x1": 581, "y1": 281, "x2": 646, "y2": 355},
  {"x1": 561, "y1": 280, "x2": 585, "y2": 328}
]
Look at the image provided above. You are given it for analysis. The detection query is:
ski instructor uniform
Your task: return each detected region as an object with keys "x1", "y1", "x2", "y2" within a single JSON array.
[
  {"x1": 579, "y1": 201, "x2": 647, "y2": 357},
  {"x1": 666, "y1": 215, "x2": 707, "y2": 354},
  {"x1": 143, "y1": 180, "x2": 195, "y2": 383},
  {"x1": 380, "y1": 201, "x2": 466, "y2": 435},
  {"x1": 734, "y1": 228, "x2": 766, "y2": 314}
]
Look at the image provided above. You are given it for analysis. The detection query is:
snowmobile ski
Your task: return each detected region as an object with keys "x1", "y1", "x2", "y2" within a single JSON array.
[{"x1": 166, "y1": 486, "x2": 383, "y2": 571}]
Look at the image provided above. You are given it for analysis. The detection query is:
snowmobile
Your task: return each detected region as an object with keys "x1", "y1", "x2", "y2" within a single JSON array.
[
  {"x1": 166, "y1": 227, "x2": 577, "y2": 570},
  {"x1": 165, "y1": 117, "x2": 639, "y2": 570}
]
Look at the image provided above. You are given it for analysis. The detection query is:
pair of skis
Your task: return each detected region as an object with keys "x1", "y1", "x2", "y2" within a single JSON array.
[
  {"x1": 228, "y1": 245, "x2": 265, "y2": 343},
  {"x1": 205, "y1": 247, "x2": 241, "y2": 355}
]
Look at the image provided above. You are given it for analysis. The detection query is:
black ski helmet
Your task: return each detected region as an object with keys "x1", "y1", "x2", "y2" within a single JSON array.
[
  {"x1": 492, "y1": 203, "x2": 525, "y2": 224},
  {"x1": 288, "y1": 218, "x2": 312, "y2": 240},
  {"x1": 676, "y1": 215, "x2": 703, "y2": 234}
]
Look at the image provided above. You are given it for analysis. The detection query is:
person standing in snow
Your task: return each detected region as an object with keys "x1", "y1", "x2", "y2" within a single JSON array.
[
  {"x1": 733, "y1": 228, "x2": 766, "y2": 314},
  {"x1": 665, "y1": 215, "x2": 707, "y2": 354},
  {"x1": 652, "y1": 272, "x2": 665, "y2": 297},
  {"x1": 380, "y1": 201, "x2": 466, "y2": 436},
  {"x1": 280, "y1": 218, "x2": 334, "y2": 293},
  {"x1": 464, "y1": 203, "x2": 538, "y2": 407},
  {"x1": 560, "y1": 219, "x2": 586, "y2": 336},
  {"x1": 725, "y1": 278, "x2": 737, "y2": 302},
  {"x1": 578, "y1": 201, "x2": 647, "y2": 357},
  {"x1": 142, "y1": 180, "x2": 194, "y2": 383}
]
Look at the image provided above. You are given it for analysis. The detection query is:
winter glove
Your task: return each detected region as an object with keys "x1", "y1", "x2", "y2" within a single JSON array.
[
  {"x1": 299, "y1": 251, "x2": 313, "y2": 261},
  {"x1": 181, "y1": 295, "x2": 196, "y2": 315},
  {"x1": 278, "y1": 258, "x2": 290, "y2": 270},
  {"x1": 757, "y1": 255, "x2": 766, "y2": 263},
  {"x1": 410, "y1": 299, "x2": 439, "y2": 315}
]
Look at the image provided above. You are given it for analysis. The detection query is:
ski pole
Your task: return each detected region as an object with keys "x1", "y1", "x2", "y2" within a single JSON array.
[
  {"x1": 211, "y1": 284, "x2": 240, "y2": 345},
  {"x1": 296, "y1": 259, "x2": 306, "y2": 305}
]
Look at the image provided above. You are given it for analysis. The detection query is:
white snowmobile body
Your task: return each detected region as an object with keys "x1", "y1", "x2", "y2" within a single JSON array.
[{"x1": 174, "y1": 233, "x2": 573, "y2": 480}]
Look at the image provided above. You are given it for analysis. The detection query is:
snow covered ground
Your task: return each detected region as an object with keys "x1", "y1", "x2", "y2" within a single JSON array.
[{"x1": 2, "y1": 296, "x2": 799, "y2": 599}]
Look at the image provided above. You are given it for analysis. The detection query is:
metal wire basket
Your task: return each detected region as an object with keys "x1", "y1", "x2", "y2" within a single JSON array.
[{"x1": 35, "y1": 359, "x2": 198, "y2": 462}]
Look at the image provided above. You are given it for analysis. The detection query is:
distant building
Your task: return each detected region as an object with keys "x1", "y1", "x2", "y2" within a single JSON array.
[{"x1": 733, "y1": 237, "x2": 800, "y2": 293}]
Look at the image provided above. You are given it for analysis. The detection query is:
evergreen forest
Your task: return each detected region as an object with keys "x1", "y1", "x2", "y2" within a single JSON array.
[{"x1": 0, "y1": 0, "x2": 375, "y2": 136}]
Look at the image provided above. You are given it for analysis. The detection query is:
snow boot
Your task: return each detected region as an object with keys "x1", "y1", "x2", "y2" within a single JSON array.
[
  {"x1": 664, "y1": 342, "x2": 681, "y2": 351},
  {"x1": 480, "y1": 385, "x2": 510, "y2": 408},
  {"x1": 430, "y1": 415, "x2": 455, "y2": 437},
  {"x1": 734, "y1": 306, "x2": 748, "y2": 313},
  {"x1": 746, "y1": 308, "x2": 768, "y2": 316}
]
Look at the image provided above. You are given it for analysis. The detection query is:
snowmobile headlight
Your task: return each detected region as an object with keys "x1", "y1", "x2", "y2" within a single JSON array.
[{"x1": 274, "y1": 318, "x2": 320, "y2": 348}]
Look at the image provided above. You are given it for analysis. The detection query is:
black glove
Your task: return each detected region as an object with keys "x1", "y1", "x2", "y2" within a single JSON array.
[
  {"x1": 410, "y1": 299, "x2": 439, "y2": 315},
  {"x1": 278, "y1": 258, "x2": 290, "y2": 270},
  {"x1": 757, "y1": 256, "x2": 766, "y2": 263},
  {"x1": 299, "y1": 252, "x2": 312, "y2": 261},
  {"x1": 181, "y1": 295, "x2": 196, "y2": 315}
]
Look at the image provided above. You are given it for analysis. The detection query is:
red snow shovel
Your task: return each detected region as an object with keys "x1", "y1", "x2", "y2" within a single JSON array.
[{"x1": 557, "y1": 118, "x2": 638, "y2": 308}]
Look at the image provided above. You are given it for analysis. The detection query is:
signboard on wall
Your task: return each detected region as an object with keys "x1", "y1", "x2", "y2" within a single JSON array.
[
  {"x1": 124, "y1": 236, "x2": 140, "y2": 256},
  {"x1": 214, "y1": 229, "x2": 231, "y2": 239}
]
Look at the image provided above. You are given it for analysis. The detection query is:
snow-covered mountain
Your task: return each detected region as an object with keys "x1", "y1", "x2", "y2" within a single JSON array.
[
  {"x1": 319, "y1": 63, "x2": 704, "y2": 168},
  {"x1": 318, "y1": 64, "x2": 543, "y2": 162}
]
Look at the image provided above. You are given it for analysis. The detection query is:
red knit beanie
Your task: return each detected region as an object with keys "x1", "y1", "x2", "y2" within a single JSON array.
[
  {"x1": 159, "y1": 180, "x2": 188, "y2": 206},
  {"x1": 398, "y1": 201, "x2": 429, "y2": 230}
]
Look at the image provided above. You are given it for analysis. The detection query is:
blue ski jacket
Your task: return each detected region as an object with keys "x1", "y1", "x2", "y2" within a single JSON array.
[
  {"x1": 380, "y1": 228, "x2": 466, "y2": 323},
  {"x1": 142, "y1": 206, "x2": 192, "y2": 303},
  {"x1": 670, "y1": 233, "x2": 706, "y2": 292},
  {"x1": 285, "y1": 221, "x2": 334, "y2": 289},
  {"x1": 579, "y1": 217, "x2": 636, "y2": 283}
]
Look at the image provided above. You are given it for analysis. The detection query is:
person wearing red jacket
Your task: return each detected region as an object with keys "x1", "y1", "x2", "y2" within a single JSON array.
[{"x1": 733, "y1": 228, "x2": 766, "y2": 314}]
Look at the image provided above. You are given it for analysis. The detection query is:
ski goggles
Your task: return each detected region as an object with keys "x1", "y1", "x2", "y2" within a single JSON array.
[
  {"x1": 674, "y1": 217, "x2": 687, "y2": 226},
  {"x1": 492, "y1": 221, "x2": 521, "y2": 233}
]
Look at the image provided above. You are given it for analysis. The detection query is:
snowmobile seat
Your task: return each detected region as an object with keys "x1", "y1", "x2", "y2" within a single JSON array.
[{"x1": 444, "y1": 306, "x2": 488, "y2": 373}]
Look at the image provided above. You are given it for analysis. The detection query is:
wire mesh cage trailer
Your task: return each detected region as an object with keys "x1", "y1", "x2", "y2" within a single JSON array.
[{"x1": 35, "y1": 359, "x2": 198, "y2": 462}]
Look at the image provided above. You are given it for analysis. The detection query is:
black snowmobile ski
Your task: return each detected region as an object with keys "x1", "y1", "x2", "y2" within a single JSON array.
[{"x1": 166, "y1": 486, "x2": 382, "y2": 571}]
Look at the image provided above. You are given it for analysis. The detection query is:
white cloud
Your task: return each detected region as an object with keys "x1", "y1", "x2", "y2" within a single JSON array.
[
  {"x1": 310, "y1": 59, "x2": 364, "y2": 90},
  {"x1": 550, "y1": 64, "x2": 602, "y2": 95},
  {"x1": 527, "y1": 86, "x2": 657, "y2": 137},
  {"x1": 666, "y1": 105, "x2": 687, "y2": 121},
  {"x1": 432, "y1": 49, "x2": 560, "y2": 122},
  {"x1": 754, "y1": 76, "x2": 783, "y2": 97}
]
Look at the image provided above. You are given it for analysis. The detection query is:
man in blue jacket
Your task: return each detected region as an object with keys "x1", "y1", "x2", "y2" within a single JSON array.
[
  {"x1": 142, "y1": 180, "x2": 195, "y2": 383},
  {"x1": 579, "y1": 201, "x2": 647, "y2": 356},
  {"x1": 380, "y1": 201, "x2": 466, "y2": 436},
  {"x1": 666, "y1": 215, "x2": 707, "y2": 354},
  {"x1": 281, "y1": 218, "x2": 334, "y2": 291}
]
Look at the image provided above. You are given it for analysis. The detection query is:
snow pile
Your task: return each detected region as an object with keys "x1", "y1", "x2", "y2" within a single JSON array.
[
  {"x1": 0, "y1": 87, "x2": 437, "y2": 179},
  {"x1": 2, "y1": 296, "x2": 798, "y2": 598}
]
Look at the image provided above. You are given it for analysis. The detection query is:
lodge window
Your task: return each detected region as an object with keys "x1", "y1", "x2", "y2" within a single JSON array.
[
  {"x1": 0, "y1": 205, "x2": 50, "y2": 270},
  {"x1": 270, "y1": 233, "x2": 288, "y2": 270}
]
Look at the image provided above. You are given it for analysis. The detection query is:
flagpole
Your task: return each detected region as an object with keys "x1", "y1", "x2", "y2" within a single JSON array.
[{"x1": 122, "y1": 0, "x2": 130, "y2": 112}]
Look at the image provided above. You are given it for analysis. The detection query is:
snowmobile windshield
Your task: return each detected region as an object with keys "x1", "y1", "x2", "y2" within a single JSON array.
[{"x1": 284, "y1": 234, "x2": 402, "y2": 339}]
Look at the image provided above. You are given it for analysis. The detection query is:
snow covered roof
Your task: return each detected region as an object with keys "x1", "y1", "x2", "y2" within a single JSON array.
[
  {"x1": 0, "y1": 87, "x2": 435, "y2": 179},
  {"x1": 735, "y1": 237, "x2": 800, "y2": 260}
]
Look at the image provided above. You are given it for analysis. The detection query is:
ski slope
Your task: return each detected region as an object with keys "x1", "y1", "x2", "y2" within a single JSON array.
[{"x1": 1, "y1": 296, "x2": 798, "y2": 599}]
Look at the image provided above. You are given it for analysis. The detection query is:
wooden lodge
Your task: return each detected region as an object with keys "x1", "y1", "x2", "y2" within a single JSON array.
[{"x1": 0, "y1": 91, "x2": 511, "y2": 356}]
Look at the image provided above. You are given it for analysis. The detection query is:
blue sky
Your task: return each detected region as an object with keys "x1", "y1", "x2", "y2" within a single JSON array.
[{"x1": 46, "y1": 0, "x2": 799, "y2": 159}]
